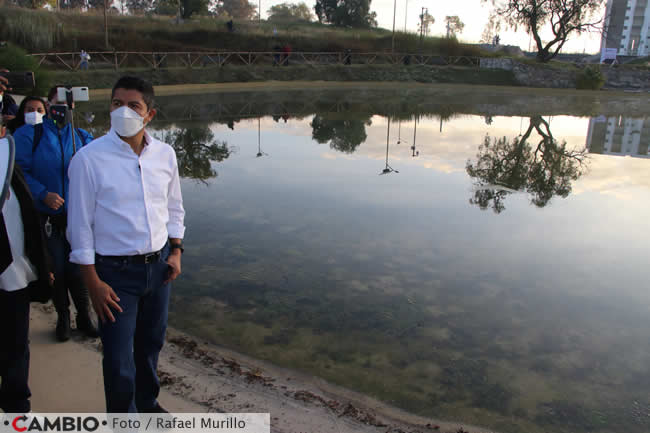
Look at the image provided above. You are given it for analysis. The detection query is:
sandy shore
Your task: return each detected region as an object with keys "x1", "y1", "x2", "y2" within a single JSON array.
[{"x1": 27, "y1": 303, "x2": 498, "y2": 433}]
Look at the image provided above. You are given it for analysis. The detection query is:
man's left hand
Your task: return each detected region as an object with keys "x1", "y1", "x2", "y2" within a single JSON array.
[{"x1": 165, "y1": 250, "x2": 181, "y2": 283}]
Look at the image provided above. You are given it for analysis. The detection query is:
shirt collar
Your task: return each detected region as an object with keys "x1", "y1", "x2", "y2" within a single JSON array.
[{"x1": 110, "y1": 128, "x2": 152, "y2": 154}]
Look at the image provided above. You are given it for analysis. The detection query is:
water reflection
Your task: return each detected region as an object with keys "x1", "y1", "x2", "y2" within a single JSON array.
[
  {"x1": 156, "y1": 126, "x2": 231, "y2": 181},
  {"x1": 310, "y1": 113, "x2": 372, "y2": 154},
  {"x1": 380, "y1": 118, "x2": 399, "y2": 175},
  {"x1": 587, "y1": 116, "x2": 650, "y2": 158},
  {"x1": 73, "y1": 89, "x2": 650, "y2": 433},
  {"x1": 466, "y1": 116, "x2": 589, "y2": 213}
]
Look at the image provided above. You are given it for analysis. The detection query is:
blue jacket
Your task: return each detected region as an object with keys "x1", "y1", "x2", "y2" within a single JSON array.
[{"x1": 14, "y1": 118, "x2": 93, "y2": 215}]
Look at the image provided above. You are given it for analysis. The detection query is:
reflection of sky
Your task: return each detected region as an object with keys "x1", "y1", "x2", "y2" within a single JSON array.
[{"x1": 178, "y1": 113, "x2": 650, "y2": 315}]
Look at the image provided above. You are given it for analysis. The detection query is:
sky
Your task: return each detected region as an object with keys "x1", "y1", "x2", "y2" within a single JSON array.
[{"x1": 258, "y1": 0, "x2": 605, "y2": 54}]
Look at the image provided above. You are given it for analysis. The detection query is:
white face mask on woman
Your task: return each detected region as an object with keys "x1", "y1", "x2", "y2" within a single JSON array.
[
  {"x1": 110, "y1": 106, "x2": 145, "y2": 138},
  {"x1": 24, "y1": 111, "x2": 44, "y2": 126}
]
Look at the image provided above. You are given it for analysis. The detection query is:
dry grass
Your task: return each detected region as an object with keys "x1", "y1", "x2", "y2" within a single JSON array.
[{"x1": 1, "y1": 5, "x2": 485, "y2": 57}]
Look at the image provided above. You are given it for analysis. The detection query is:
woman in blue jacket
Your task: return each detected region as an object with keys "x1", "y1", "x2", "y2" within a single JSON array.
[{"x1": 14, "y1": 94, "x2": 98, "y2": 342}]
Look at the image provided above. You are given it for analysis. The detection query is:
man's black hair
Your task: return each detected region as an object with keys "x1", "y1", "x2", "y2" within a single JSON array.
[
  {"x1": 111, "y1": 76, "x2": 155, "y2": 109},
  {"x1": 47, "y1": 85, "x2": 64, "y2": 102}
]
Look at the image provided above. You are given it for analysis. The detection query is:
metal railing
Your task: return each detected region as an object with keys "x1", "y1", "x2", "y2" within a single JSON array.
[{"x1": 29, "y1": 51, "x2": 482, "y2": 71}]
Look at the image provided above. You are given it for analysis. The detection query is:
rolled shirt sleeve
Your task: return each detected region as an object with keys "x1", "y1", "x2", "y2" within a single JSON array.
[
  {"x1": 166, "y1": 151, "x2": 185, "y2": 239},
  {"x1": 67, "y1": 152, "x2": 97, "y2": 265}
]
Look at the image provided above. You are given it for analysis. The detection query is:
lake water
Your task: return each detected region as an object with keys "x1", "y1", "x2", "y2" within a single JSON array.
[{"x1": 80, "y1": 86, "x2": 650, "y2": 433}]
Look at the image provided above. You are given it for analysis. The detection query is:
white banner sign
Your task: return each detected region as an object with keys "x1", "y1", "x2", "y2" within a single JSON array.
[{"x1": 600, "y1": 48, "x2": 617, "y2": 63}]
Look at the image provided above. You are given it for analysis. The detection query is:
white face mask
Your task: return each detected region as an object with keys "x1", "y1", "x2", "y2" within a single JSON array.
[
  {"x1": 24, "y1": 111, "x2": 44, "y2": 126},
  {"x1": 110, "y1": 106, "x2": 145, "y2": 138}
]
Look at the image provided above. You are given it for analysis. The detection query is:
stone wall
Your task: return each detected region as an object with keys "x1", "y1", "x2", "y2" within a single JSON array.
[
  {"x1": 479, "y1": 58, "x2": 515, "y2": 70},
  {"x1": 511, "y1": 62, "x2": 576, "y2": 88},
  {"x1": 601, "y1": 67, "x2": 650, "y2": 90},
  {"x1": 480, "y1": 58, "x2": 650, "y2": 90}
]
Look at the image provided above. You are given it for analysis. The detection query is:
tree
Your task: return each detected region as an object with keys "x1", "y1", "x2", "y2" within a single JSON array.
[
  {"x1": 180, "y1": 0, "x2": 210, "y2": 18},
  {"x1": 486, "y1": 0, "x2": 602, "y2": 62},
  {"x1": 160, "y1": 126, "x2": 231, "y2": 182},
  {"x1": 268, "y1": 2, "x2": 314, "y2": 21},
  {"x1": 311, "y1": 114, "x2": 372, "y2": 154},
  {"x1": 466, "y1": 116, "x2": 588, "y2": 213},
  {"x1": 314, "y1": 0, "x2": 377, "y2": 28},
  {"x1": 480, "y1": 12, "x2": 502, "y2": 44},
  {"x1": 153, "y1": 0, "x2": 179, "y2": 15},
  {"x1": 15, "y1": 0, "x2": 49, "y2": 8},
  {"x1": 59, "y1": 0, "x2": 86, "y2": 8},
  {"x1": 215, "y1": 0, "x2": 257, "y2": 19},
  {"x1": 418, "y1": 11, "x2": 434, "y2": 37},
  {"x1": 127, "y1": 0, "x2": 154, "y2": 14},
  {"x1": 445, "y1": 15, "x2": 464, "y2": 38}
]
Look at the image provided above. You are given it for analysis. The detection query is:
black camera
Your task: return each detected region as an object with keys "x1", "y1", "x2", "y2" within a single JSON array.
[{"x1": 0, "y1": 71, "x2": 36, "y2": 90}]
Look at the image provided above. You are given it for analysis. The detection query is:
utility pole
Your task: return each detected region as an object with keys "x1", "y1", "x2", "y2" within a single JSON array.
[
  {"x1": 103, "y1": 0, "x2": 109, "y2": 48},
  {"x1": 404, "y1": 0, "x2": 408, "y2": 31},
  {"x1": 259, "y1": 0, "x2": 262, "y2": 24},
  {"x1": 391, "y1": 0, "x2": 397, "y2": 54}
]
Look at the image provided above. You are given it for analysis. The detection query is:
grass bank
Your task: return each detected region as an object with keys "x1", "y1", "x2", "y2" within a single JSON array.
[
  {"x1": 1, "y1": 5, "x2": 484, "y2": 56},
  {"x1": 50, "y1": 64, "x2": 518, "y2": 89}
]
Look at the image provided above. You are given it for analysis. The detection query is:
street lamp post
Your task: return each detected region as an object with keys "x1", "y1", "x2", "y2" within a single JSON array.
[
  {"x1": 391, "y1": 0, "x2": 397, "y2": 54},
  {"x1": 404, "y1": 0, "x2": 408, "y2": 31}
]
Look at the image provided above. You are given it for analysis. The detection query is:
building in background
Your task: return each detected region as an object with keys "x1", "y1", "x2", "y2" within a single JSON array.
[
  {"x1": 586, "y1": 116, "x2": 650, "y2": 158},
  {"x1": 600, "y1": 0, "x2": 650, "y2": 59}
]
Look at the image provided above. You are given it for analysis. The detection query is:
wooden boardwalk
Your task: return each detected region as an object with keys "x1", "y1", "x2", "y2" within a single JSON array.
[{"x1": 30, "y1": 51, "x2": 482, "y2": 71}]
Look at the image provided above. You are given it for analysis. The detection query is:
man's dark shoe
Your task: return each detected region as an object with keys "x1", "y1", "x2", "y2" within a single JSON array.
[
  {"x1": 76, "y1": 312, "x2": 99, "y2": 338},
  {"x1": 140, "y1": 403, "x2": 168, "y2": 413},
  {"x1": 55, "y1": 311, "x2": 71, "y2": 342}
]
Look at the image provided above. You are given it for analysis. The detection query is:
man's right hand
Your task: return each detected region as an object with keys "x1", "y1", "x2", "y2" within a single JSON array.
[
  {"x1": 87, "y1": 278, "x2": 123, "y2": 323},
  {"x1": 43, "y1": 192, "x2": 65, "y2": 210}
]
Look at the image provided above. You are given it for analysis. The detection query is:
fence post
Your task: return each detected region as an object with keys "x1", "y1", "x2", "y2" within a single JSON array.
[{"x1": 114, "y1": 52, "x2": 118, "y2": 70}]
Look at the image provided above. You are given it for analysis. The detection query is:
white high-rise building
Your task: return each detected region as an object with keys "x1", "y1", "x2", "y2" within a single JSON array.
[{"x1": 600, "y1": 0, "x2": 650, "y2": 57}]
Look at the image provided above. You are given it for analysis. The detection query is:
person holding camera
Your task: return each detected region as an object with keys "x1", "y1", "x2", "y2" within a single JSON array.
[
  {"x1": 6, "y1": 96, "x2": 47, "y2": 134},
  {"x1": 13, "y1": 86, "x2": 97, "y2": 342},
  {"x1": 0, "y1": 72, "x2": 18, "y2": 125}
]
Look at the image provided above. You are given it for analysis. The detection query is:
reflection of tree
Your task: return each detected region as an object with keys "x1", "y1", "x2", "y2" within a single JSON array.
[
  {"x1": 310, "y1": 114, "x2": 372, "y2": 154},
  {"x1": 159, "y1": 126, "x2": 231, "y2": 182},
  {"x1": 466, "y1": 116, "x2": 588, "y2": 213}
]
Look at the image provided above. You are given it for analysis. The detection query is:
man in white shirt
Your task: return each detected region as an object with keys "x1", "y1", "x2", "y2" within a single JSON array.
[{"x1": 67, "y1": 76, "x2": 185, "y2": 413}]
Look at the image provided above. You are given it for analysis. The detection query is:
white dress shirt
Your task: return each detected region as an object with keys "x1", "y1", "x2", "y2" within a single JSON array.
[
  {"x1": 67, "y1": 129, "x2": 185, "y2": 265},
  {"x1": 0, "y1": 186, "x2": 38, "y2": 292}
]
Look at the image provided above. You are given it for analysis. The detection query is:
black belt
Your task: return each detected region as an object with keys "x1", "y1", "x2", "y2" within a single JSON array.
[{"x1": 96, "y1": 249, "x2": 163, "y2": 265}]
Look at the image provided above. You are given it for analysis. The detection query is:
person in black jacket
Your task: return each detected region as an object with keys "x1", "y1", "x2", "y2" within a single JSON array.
[{"x1": 0, "y1": 131, "x2": 53, "y2": 413}]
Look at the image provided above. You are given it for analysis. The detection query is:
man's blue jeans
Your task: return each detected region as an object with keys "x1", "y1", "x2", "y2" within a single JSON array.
[{"x1": 95, "y1": 244, "x2": 171, "y2": 413}]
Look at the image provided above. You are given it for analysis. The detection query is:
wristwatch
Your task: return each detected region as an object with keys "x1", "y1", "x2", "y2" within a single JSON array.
[{"x1": 170, "y1": 243, "x2": 184, "y2": 254}]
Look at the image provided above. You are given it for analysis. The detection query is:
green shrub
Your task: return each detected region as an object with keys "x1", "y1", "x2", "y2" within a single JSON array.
[
  {"x1": 0, "y1": 43, "x2": 52, "y2": 96},
  {"x1": 576, "y1": 65, "x2": 605, "y2": 90},
  {"x1": 0, "y1": 6, "x2": 60, "y2": 51}
]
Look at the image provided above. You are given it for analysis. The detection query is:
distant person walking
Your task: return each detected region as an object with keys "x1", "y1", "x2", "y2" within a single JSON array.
[
  {"x1": 67, "y1": 76, "x2": 185, "y2": 413},
  {"x1": 282, "y1": 43, "x2": 292, "y2": 66},
  {"x1": 80, "y1": 50, "x2": 90, "y2": 70}
]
